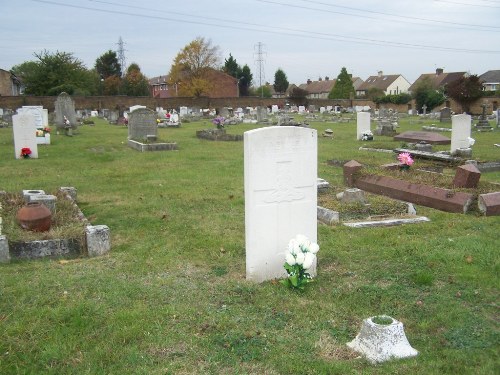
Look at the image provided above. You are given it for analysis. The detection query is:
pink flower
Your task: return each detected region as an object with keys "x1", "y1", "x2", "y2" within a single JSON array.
[{"x1": 398, "y1": 152, "x2": 414, "y2": 166}]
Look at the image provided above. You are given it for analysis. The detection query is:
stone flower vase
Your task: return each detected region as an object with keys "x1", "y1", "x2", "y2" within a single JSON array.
[
  {"x1": 347, "y1": 315, "x2": 418, "y2": 363},
  {"x1": 16, "y1": 202, "x2": 52, "y2": 232}
]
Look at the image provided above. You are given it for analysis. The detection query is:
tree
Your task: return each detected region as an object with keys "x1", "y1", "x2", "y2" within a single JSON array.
[
  {"x1": 11, "y1": 50, "x2": 95, "y2": 95},
  {"x1": 273, "y1": 68, "x2": 289, "y2": 96},
  {"x1": 252, "y1": 85, "x2": 272, "y2": 98},
  {"x1": 328, "y1": 67, "x2": 354, "y2": 99},
  {"x1": 95, "y1": 50, "x2": 122, "y2": 79},
  {"x1": 223, "y1": 53, "x2": 239, "y2": 78},
  {"x1": 122, "y1": 63, "x2": 149, "y2": 96},
  {"x1": 238, "y1": 64, "x2": 253, "y2": 96},
  {"x1": 446, "y1": 74, "x2": 483, "y2": 113},
  {"x1": 365, "y1": 87, "x2": 385, "y2": 101},
  {"x1": 167, "y1": 37, "x2": 221, "y2": 97},
  {"x1": 412, "y1": 77, "x2": 446, "y2": 113}
]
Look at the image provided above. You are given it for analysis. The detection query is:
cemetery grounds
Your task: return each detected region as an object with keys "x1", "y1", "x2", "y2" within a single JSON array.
[{"x1": 0, "y1": 115, "x2": 499, "y2": 374}]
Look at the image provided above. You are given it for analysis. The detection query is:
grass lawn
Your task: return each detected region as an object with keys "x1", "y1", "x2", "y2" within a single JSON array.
[{"x1": 0, "y1": 114, "x2": 499, "y2": 374}]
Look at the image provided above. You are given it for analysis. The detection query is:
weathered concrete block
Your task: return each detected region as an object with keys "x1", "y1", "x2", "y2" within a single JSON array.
[
  {"x1": 9, "y1": 239, "x2": 81, "y2": 259},
  {"x1": 453, "y1": 164, "x2": 481, "y2": 188},
  {"x1": 354, "y1": 175, "x2": 474, "y2": 213},
  {"x1": 478, "y1": 192, "x2": 500, "y2": 216},
  {"x1": 86, "y1": 225, "x2": 110, "y2": 257},
  {"x1": 29, "y1": 194, "x2": 57, "y2": 213},
  {"x1": 343, "y1": 160, "x2": 363, "y2": 187},
  {"x1": 341, "y1": 188, "x2": 366, "y2": 204},
  {"x1": 0, "y1": 235, "x2": 10, "y2": 263},
  {"x1": 59, "y1": 186, "x2": 77, "y2": 201},
  {"x1": 317, "y1": 206, "x2": 339, "y2": 225},
  {"x1": 22, "y1": 189, "x2": 45, "y2": 202}
]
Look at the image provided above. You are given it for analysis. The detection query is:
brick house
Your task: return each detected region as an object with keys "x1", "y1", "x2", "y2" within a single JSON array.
[
  {"x1": 479, "y1": 70, "x2": 500, "y2": 91},
  {"x1": 298, "y1": 76, "x2": 363, "y2": 99},
  {"x1": 0, "y1": 68, "x2": 22, "y2": 96},
  {"x1": 149, "y1": 69, "x2": 238, "y2": 98},
  {"x1": 356, "y1": 71, "x2": 410, "y2": 97},
  {"x1": 408, "y1": 68, "x2": 466, "y2": 93}
]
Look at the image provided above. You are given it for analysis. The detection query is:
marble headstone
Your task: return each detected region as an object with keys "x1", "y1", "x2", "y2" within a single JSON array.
[
  {"x1": 244, "y1": 126, "x2": 317, "y2": 282},
  {"x1": 13, "y1": 113, "x2": 38, "y2": 159},
  {"x1": 357, "y1": 112, "x2": 371, "y2": 140},
  {"x1": 451, "y1": 114, "x2": 472, "y2": 154}
]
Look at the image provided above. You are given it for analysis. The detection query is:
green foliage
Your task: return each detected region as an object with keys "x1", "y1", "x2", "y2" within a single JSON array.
[
  {"x1": 412, "y1": 76, "x2": 446, "y2": 113},
  {"x1": 254, "y1": 85, "x2": 272, "y2": 98},
  {"x1": 11, "y1": 50, "x2": 96, "y2": 96},
  {"x1": 273, "y1": 68, "x2": 289, "y2": 95},
  {"x1": 365, "y1": 87, "x2": 385, "y2": 101},
  {"x1": 328, "y1": 67, "x2": 355, "y2": 99},
  {"x1": 121, "y1": 63, "x2": 149, "y2": 96},
  {"x1": 95, "y1": 50, "x2": 122, "y2": 79},
  {"x1": 223, "y1": 53, "x2": 239, "y2": 78},
  {"x1": 446, "y1": 74, "x2": 484, "y2": 113},
  {"x1": 280, "y1": 262, "x2": 313, "y2": 290},
  {"x1": 238, "y1": 64, "x2": 253, "y2": 96},
  {"x1": 375, "y1": 92, "x2": 412, "y2": 104},
  {"x1": 289, "y1": 86, "x2": 308, "y2": 98}
]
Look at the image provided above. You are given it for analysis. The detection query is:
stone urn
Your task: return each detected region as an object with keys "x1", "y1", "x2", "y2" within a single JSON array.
[
  {"x1": 16, "y1": 202, "x2": 52, "y2": 232},
  {"x1": 347, "y1": 315, "x2": 418, "y2": 363}
]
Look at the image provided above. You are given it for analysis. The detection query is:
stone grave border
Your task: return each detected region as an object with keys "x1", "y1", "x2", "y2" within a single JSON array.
[
  {"x1": 342, "y1": 160, "x2": 500, "y2": 215},
  {"x1": 128, "y1": 139, "x2": 178, "y2": 152},
  {"x1": 0, "y1": 187, "x2": 110, "y2": 263},
  {"x1": 196, "y1": 129, "x2": 243, "y2": 141}
]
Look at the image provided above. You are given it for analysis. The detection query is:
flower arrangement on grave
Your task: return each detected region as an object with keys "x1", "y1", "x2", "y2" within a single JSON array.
[
  {"x1": 361, "y1": 130, "x2": 374, "y2": 141},
  {"x1": 212, "y1": 116, "x2": 225, "y2": 129},
  {"x1": 281, "y1": 234, "x2": 319, "y2": 290},
  {"x1": 397, "y1": 152, "x2": 414, "y2": 171},
  {"x1": 36, "y1": 127, "x2": 51, "y2": 137},
  {"x1": 20, "y1": 147, "x2": 32, "y2": 159}
]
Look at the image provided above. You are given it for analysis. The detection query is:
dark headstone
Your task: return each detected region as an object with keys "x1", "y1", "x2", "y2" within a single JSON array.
[
  {"x1": 128, "y1": 108, "x2": 157, "y2": 141},
  {"x1": 54, "y1": 92, "x2": 77, "y2": 128},
  {"x1": 394, "y1": 131, "x2": 450, "y2": 145},
  {"x1": 343, "y1": 160, "x2": 363, "y2": 187},
  {"x1": 440, "y1": 107, "x2": 451, "y2": 122},
  {"x1": 453, "y1": 164, "x2": 481, "y2": 188},
  {"x1": 478, "y1": 192, "x2": 500, "y2": 216}
]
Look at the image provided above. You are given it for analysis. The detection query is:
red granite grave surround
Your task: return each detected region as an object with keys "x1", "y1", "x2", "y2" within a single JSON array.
[
  {"x1": 453, "y1": 164, "x2": 481, "y2": 188},
  {"x1": 478, "y1": 192, "x2": 500, "y2": 216},
  {"x1": 343, "y1": 160, "x2": 363, "y2": 187}
]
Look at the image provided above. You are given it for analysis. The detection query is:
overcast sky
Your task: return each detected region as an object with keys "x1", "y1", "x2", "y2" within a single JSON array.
[{"x1": 2, "y1": 0, "x2": 499, "y2": 85}]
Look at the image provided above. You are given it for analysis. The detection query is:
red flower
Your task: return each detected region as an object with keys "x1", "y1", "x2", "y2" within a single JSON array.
[{"x1": 21, "y1": 147, "x2": 32, "y2": 157}]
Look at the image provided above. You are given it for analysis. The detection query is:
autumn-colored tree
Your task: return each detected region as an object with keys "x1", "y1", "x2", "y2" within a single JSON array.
[
  {"x1": 103, "y1": 75, "x2": 122, "y2": 95},
  {"x1": 167, "y1": 37, "x2": 221, "y2": 97}
]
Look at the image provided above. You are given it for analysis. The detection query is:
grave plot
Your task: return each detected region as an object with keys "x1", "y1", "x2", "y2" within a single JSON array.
[
  {"x1": 127, "y1": 108, "x2": 178, "y2": 151},
  {"x1": 0, "y1": 188, "x2": 110, "y2": 262}
]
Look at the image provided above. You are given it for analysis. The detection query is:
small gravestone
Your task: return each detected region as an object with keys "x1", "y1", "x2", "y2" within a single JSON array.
[
  {"x1": 440, "y1": 107, "x2": 451, "y2": 122},
  {"x1": 422, "y1": 104, "x2": 427, "y2": 115},
  {"x1": 54, "y1": 92, "x2": 77, "y2": 129},
  {"x1": 256, "y1": 106, "x2": 268, "y2": 123},
  {"x1": 394, "y1": 131, "x2": 450, "y2": 145},
  {"x1": 179, "y1": 106, "x2": 189, "y2": 117},
  {"x1": 219, "y1": 107, "x2": 230, "y2": 118},
  {"x1": 128, "y1": 108, "x2": 157, "y2": 141},
  {"x1": 108, "y1": 110, "x2": 119, "y2": 124},
  {"x1": 451, "y1": 114, "x2": 472, "y2": 154},
  {"x1": 244, "y1": 126, "x2": 317, "y2": 282},
  {"x1": 356, "y1": 112, "x2": 371, "y2": 140},
  {"x1": 13, "y1": 113, "x2": 38, "y2": 159},
  {"x1": 308, "y1": 105, "x2": 316, "y2": 113},
  {"x1": 497, "y1": 109, "x2": 500, "y2": 127},
  {"x1": 475, "y1": 103, "x2": 493, "y2": 131},
  {"x1": 129, "y1": 105, "x2": 146, "y2": 113}
]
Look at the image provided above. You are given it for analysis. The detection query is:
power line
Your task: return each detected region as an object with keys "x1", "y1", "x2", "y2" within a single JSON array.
[
  {"x1": 31, "y1": 0, "x2": 500, "y2": 54},
  {"x1": 434, "y1": 0, "x2": 500, "y2": 8},
  {"x1": 256, "y1": 0, "x2": 500, "y2": 31}
]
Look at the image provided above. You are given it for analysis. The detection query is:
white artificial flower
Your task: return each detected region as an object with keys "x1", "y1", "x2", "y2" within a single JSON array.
[
  {"x1": 296, "y1": 252, "x2": 305, "y2": 265},
  {"x1": 309, "y1": 242, "x2": 319, "y2": 254},
  {"x1": 285, "y1": 252, "x2": 296, "y2": 265},
  {"x1": 303, "y1": 252, "x2": 315, "y2": 270},
  {"x1": 468, "y1": 137, "x2": 475, "y2": 147},
  {"x1": 288, "y1": 239, "x2": 298, "y2": 254},
  {"x1": 295, "y1": 234, "x2": 309, "y2": 246}
]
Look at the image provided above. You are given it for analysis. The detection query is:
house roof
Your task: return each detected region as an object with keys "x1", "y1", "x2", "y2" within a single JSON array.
[
  {"x1": 479, "y1": 70, "x2": 500, "y2": 83},
  {"x1": 148, "y1": 75, "x2": 168, "y2": 85},
  {"x1": 298, "y1": 79, "x2": 336, "y2": 94},
  {"x1": 409, "y1": 70, "x2": 466, "y2": 91},
  {"x1": 357, "y1": 74, "x2": 401, "y2": 91}
]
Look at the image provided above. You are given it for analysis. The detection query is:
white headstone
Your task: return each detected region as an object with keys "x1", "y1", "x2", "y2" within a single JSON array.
[
  {"x1": 13, "y1": 113, "x2": 38, "y2": 159},
  {"x1": 271, "y1": 105, "x2": 279, "y2": 113},
  {"x1": 244, "y1": 126, "x2": 318, "y2": 282},
  {"x1": 320, "y1": 107, "x2": 326, "y2": 113},
  {"x1": 129, "y1": 105, "x2": 146, "y2": 113},
  {"x1": 179, "y1": 106, "x2": 188, "y2": 117},
  {"x1": 170, "y1": 113, "x2": 179, "y2": 123},
  {"x1": 298, "y1": 106, "x2": 306, "y2": 113},
  {"x1": 357, "y1": 112, "x2": 371, "y2": 140},
  {"x1": 496, "y1": 109, "x2": 500, "y2": 127},
  {"x1": 451, "y1": 114, "x2": 472, "y2": 153},
  {"x1": 91, "y1": 110, "x2": 98, "y2": 117},
  {"x1": 17, "y1": 106, "x2": 43, "y2": 127}
]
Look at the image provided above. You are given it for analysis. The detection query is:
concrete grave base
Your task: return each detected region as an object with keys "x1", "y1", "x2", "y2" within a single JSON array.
[
  {"x1": 128, "y1": 139, "x2": 178, "y2": 152},
  {"x1": 347, "y1": 316, "x2": 418, "y2": 363}
]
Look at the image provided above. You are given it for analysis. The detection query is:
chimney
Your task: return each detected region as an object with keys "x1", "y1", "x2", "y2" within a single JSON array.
[
  {"x1": 307, "y1": 79, "x2": 312, "y2": 84},
  {"x1": 378, "y1": 71, "x2": 383, "y2": 77},
  {"x1": 325, "y1": 76, "x2": 329, "y2": 81},
  {"x1": 436, "y1": 68, "x2": 444, "y2": 75}
]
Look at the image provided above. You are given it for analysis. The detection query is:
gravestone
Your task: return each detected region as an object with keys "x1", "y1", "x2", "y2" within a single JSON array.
[
  {"x1": 440, "y1": 107, "x2": 451, "y2": 122},
  {"x1": 422, "y1": 105, "x2": 427, "y2": 115},
  {"x1": 394, "y1": 131, "x2": 450, "y2": 144},
  {"x1": 308, "y1": 105, "x2": 316, "y2": 113},
  {"x1": 13, "y1": 113, "x2": 38, "y2": 159},
  {"x1": 179, "y1": 106, "x2": 188, "y2": 117},
  {"x1": 298, "y1": 106, "x2": 306, "y2": 113},
  {"x1": 54, "y1": 92, "x2": 77, "y2": 128},
  {"x1": 451, "y1": 114, "x2": 472, "y2": 154},
  {"x1": 475, "y1": 103, "x2": 493, "y2": 131},
  {"x1": 244, "y1": 126, "x2": 317, "y2": 282},
  {"x1": 17, "y1": 106, "x2": 43, "y2": 127},
  {"x1": 219, "y1": 107, "x2": 230, "y2": 118},
  {"x1": 356, "y1": 112, "x2": 371, "y2": 140},
  {"x1": 129, "y1": 105, "x2": 146, "y2": 113},
  {"x1": 128, "y1": 108, "x2": 157, "y2": 141},
  {"x1": 256, "y1": 106, "x2": 268, "y2": 122},
  {"x1": 271, "y1": 105, "x2": 279, "y2": 114},
  {"x1": 108, "y1": 110, "x2": 119, "y2": 124}
]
